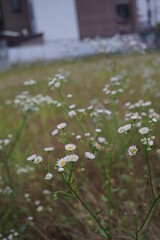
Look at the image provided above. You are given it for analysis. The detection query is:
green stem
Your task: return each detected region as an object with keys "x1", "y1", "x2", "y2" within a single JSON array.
[
  {"x1": 8, "y1": 114, "x2": 28, "y2": 158},
  {"x1": 68, "y1": 183, "x2": 112, "y2": 240},
  {"x1": 1, "y1": 150, "x2": 13, "y2": 190},
  {"x1": 144, "y1": 149, "x2": 155, "y2": 200},
  {"x1": 137, "y1": 193, "x2": 160, "y2": 236},
  {"x1": 68, "y1": 162, "x2": 74, "y2": 184}
]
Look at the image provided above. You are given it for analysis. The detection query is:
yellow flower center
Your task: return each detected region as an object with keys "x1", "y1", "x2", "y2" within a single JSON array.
[
  {"x1": 131, "y1": 149, "x2": 136, "y2": 154},
  {"x1": 68, "y1": 146, "x2": 74, "y2": 150},
  {"x1": 60, "y1": 160, "x2": 66, "y2": 167}
]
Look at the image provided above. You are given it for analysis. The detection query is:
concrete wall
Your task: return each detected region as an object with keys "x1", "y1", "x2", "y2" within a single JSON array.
[
  {"x1": 31, "y1": 0, "x2": 79, "y2": 41},
  {"x1": 137, "y1": 0, "x2": 160, "y2": 27}
]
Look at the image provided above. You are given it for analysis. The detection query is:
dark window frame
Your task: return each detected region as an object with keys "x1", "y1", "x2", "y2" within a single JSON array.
[
  {"x1": 10, "y1": 0, "x2": 21, "y2": 13},
  {"x1": 116, "y1": 3, "x2": 130, "y2": 23}
]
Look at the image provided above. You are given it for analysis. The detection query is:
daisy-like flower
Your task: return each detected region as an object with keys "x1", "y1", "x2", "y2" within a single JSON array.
[
  {"x1": 94, "y1": 142, "x2": 102, "y2": 150},
  {"x1": 124, "y1": 124, "x2": 131, "y2": 132},
  {"x1": 45, "y1": 173, "x2": 53, "y2": 180},
  {"x1": 139, "y1": 127, "x2": 149, "y2": 135},
  {"x1": 57, "y1": 158, "x2": 67, "y2": 168},
  {"x1": 96, "y1": 128, "x2": 102, "y2": 133},
  {"x1": 68, "y1": 110, "x2": 76, "y2": 118},
  {"x1": 67, "y1": 154, "x2": 79, "y2": 162},
  {"x1": 34, "y1": 156, "x2": 43, "y2": 164},
  {"x1": 118, "y1": 124, "x2": 131, "y2": 134},
  {"x1": 58, "y1": 167, "x2": 64, "y2": 172},
  {"x1": 69, "y1": 104, "x2": 76, "y2": 109},
  {"x1": 128, "y1": 145, "x2": 138, "y2": 156},
  {"x1": 76, "y1": 135, "x2": 81, "y2": 140},
  {"x1": 85, "y1": 132, "x2": 90, "y2": 137},
  {"x1": 98, "y1": 137, "x2": 105, "y2": 143},
  {"x1": 27, "y1": 154, "x2": 36, "y2": 161},
  {"x1": 54, "y1": 82, "x2": 61, "y2": 88},
  {"x1": 118, "y1": 126, "x2": 125, "y2": 134},
  {"x1": 57, "y1": 122, "x2": 67, "y2": 130},
  {"x1": 85, "y1": 152, "x2": 95, "y2": 160},
  {"x1": 44, "y1": 147, "x2": 54, "y2": 152},
  {"x1": 67, "y1": 94, "x2": 72, "y2": 98},
  {"x1": 110, "y1": 76, "x2": 121, "y2": 82},
  {"x1": 65, "y1": 144, "x2": 76, "y2": 151},
  {"x1": 52, "y1": 129, "x2": 58, "y2": 136}
]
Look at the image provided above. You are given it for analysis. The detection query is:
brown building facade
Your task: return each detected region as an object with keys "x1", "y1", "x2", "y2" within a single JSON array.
[
  {"x1": 0, "y1": 0, "x2": 138, "y2": 46},
  {"x1": 0, "y1": 0, "x2": 43, "y2": 45},
  {"x1": 76, "y1": 0, "x2": 138, "y2": 39}
]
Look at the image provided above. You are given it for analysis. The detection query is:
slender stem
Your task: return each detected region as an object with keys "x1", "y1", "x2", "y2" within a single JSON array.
[
  {"x1": 1, "y1": 150, "x2": 13, "y2": 190},
  {"x1": 141, "y1": 197, "x2": 159, "y2": 240},
  {"x1": 68, "y1": 183, "x2": 112, "y2": 240},
  {"x1": 137, "y1": 193, "x2": 160, "y2": 235},
  {"x1": 144, "y1": 149, "x2": 155, "y2": 200},
  {"x1": 68, "y1": 162, "x2": 74, "y2": 184},
  {"x1": 8, "y1": 114, "x2": 28, "y2": 158}
]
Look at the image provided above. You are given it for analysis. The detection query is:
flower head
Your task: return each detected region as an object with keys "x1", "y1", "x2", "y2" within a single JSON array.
[
  {"x1": 44, "y1": 147, "x2": 54, "y2": 152},
  {"x1": 45, "y1": 173, "x2": 53, "y2": 180},
  {"x1": 67, "y1": 154, "x2": 79, "y2": 162},
  {"x1": 139, "y1": 127, "x2": 149, "y2": 135},
  {"x1": 128, "y1": 145, "x2": 138, "y2": 156},
  {"x1": 34, "y1": 156, "x2": 43, "y2": 164},
  {"x1": 85, "y1": 152, "x2": 95, "y2": 160},
  {"x1": 58, "y1": 167, "x2": 64, "y2": 172},
  {"x1": 52, "y1": 129, "x2": 58, "y2": 136},
  {"x1": 65, "y1": 144, "x2": 76, "y2": 151},
  {"x1": 57, "y1": 122, "x2": 67, "y2": 130},
  {"x1": 27, "y1": 154, "x2": 36, "y2": 161},
  {"x1": 57, "y1": 158, "x2": 67, "y2": 168},
  {"x1": 118, "y1": 126, "x2": 125, "y2": 134}
]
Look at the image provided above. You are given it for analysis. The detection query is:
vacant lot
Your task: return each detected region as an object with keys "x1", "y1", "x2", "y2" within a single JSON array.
[{"x1": 0, "y1": 52, "x2": 160, "y2": 240}]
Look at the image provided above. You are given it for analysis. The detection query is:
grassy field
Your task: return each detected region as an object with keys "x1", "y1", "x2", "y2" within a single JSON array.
[{"x1": 0, "y1": 52, "x2": 160, "y2": 240}]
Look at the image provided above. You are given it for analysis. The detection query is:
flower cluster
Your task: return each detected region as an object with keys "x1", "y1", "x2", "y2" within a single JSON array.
[
  {"x1": 103, "y1": 75, "x2": 124, "y2": 98},
  {"x1": 14, "y1": 91, "x2": 50, "y2": 113},
  {"x1": 23, "y1": 79, "x2": 37, "y2": 86},
  {"x1": 48, "y1": 74, "x2": 67, "y2": 90}
]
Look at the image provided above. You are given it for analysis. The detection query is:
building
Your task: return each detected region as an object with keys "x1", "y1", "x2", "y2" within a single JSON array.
[
  {"x1": 0, "y1": 0, "x2": 139, "y2": 46},
  {"x1": 0, "y1": 0, "x2": 158, "y2": 64}
]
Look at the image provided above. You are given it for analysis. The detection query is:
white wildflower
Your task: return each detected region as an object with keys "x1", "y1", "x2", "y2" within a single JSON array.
[
  {"x1": 128, "y1": 145, "x2": 138, "y2": 156},
  {"x1": 139, "y1": 127, "x2": 149, "y2": 135},
  {"x1": 27, "y1": 154, "x2": 36, "y2": 161},
  {"x1": 57, "y1": 158, "x2": 67, "y2": 168},
  {"x1": 45, "y1": 173, "x2": 53, "y2": 180},
  {"x1": 44, "y1": 147, "x2": 54, "y2": 152},
  {"x1": 67, "y1": 154, "x2": 79, "y2": 162},
  {"x1": 85, "y1": 152, "x2": 95, "y2": 160},
  {"x1": 52, "y1": 129, "x2": 58, "y2": 136},
  {"x1": 34, "y1": 156, "x2": 43, "y2": 164},
  {"x1": 57, "y1": 122, "x2": 67, "y2": 129},
  {"x1": 65, "y1": 144, "x2": 76, "y2": 151}
]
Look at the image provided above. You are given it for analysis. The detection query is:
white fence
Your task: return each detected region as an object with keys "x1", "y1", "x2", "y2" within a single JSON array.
[{"x1": 8, "y1": 34, "x2": 147, "y2": 65}]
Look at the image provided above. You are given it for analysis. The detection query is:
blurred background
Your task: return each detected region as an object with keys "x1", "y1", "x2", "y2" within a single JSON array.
[
  {"x1": 1, "y1": 1, "x2": 160, "y2": 240},
  {"x1": 0, "y1": 0, "x2": 160, "y2": 69}
]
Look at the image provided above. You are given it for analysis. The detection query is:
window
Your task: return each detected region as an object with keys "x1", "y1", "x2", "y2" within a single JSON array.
[
  {"x1": 0, "y1": 5, "x2": 3, "y2": 31},
  {"x1": 10, "y1": 0, "x2": 21, "y2": 13},
  {"x1": 116, "y1": 4, "x2": 130, "y2": 22}
]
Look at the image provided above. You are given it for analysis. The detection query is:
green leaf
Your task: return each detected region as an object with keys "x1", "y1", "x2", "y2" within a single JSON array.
[
  {"x1": 101, "y1": 194, "x2": 108, "y2": 203},
  {"x1": 99, "y1": 228, "x2": 108, "y2": 239},
  {"x1": 95, "y1": 209, "x2": 102, "y2": 216}
]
